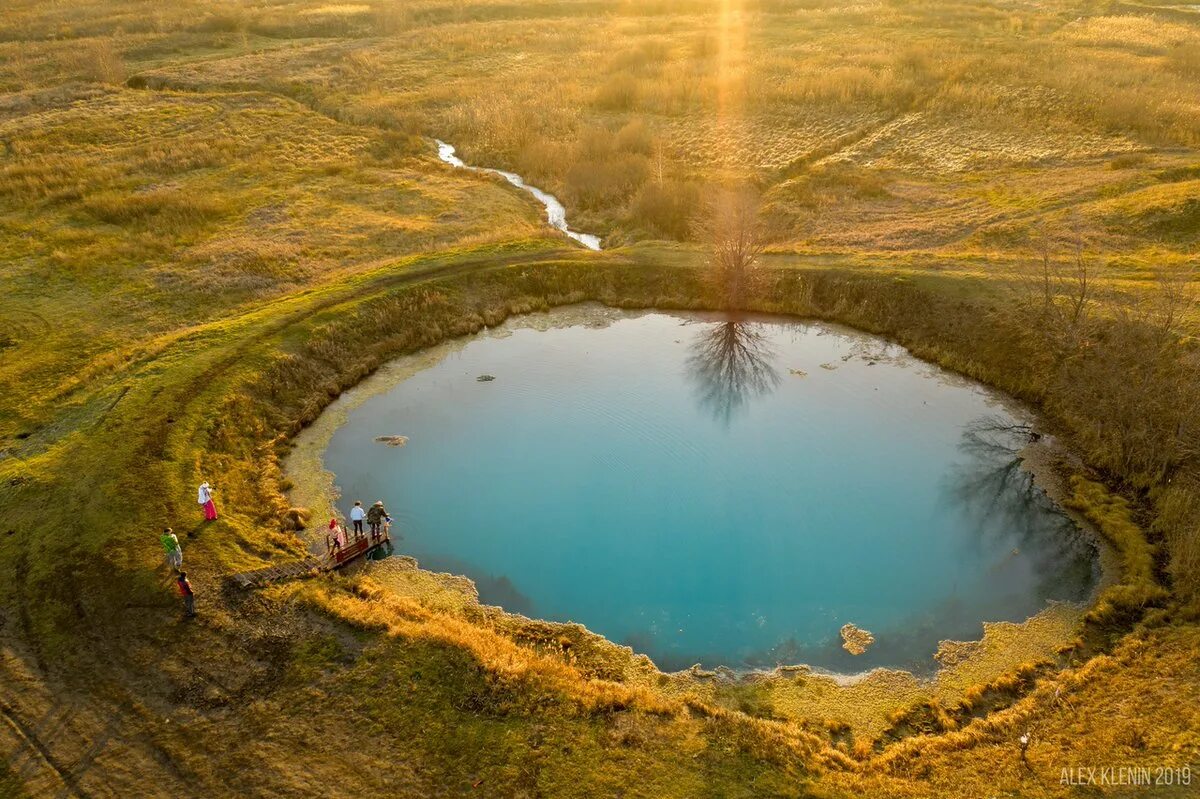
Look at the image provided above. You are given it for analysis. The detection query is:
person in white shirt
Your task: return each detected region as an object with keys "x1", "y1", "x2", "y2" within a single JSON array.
[
  {"x1": 197, "y1": 482, "x2": 217, "y2": 522},
  {"x1": 349, "y1": 501, "x2": 366, "y2": 535}
]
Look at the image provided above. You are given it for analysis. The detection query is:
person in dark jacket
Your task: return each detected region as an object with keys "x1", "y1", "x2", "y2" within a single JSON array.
[{"x1": 366, "y1": 500, "x2": 388, "y2": 538}]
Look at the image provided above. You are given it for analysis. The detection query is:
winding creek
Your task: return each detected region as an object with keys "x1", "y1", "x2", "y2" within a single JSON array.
[
  {"x1": 435, "y1": 139, "x2": 602, "y2": 250},
  {"x1": 302, "y1": 307, "x2": 1100, "y2": 674}
]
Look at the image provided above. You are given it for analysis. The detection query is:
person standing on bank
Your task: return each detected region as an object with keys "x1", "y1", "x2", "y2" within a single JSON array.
[
  {"x1": 366, "y1": 500, "x2": 388, "y2": 539},
  {"x1": 349, "y1": 501, "x2": 366, "y2": 535},
  {"x1": 197, "y1": 481, "x2": 217, "y2": 522},
  {"x1": 177, "y1": 572, "x2": 196, "y2": 619},
  {"x1": 161, "y1": 527, "x2": 182, "y2": 571}
]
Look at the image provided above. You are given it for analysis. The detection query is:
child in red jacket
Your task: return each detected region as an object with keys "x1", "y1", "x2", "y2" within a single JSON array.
[{"x1": 177, "y1": 572, "x2": 195, "y2": 619}]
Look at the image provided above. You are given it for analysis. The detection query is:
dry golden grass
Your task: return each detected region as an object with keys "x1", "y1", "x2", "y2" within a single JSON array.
[
  {"x1": 41, "y1": 0, "x2": 1191, "y2": 252},
  {"x1": 1055, "y1": 14, "x2": 1198, "y2": 53},
  {"x1": 292, "y1": 576, "x2": 685, "y2": 717},
  {"x1": 1, "y1": 0, "x2": 1199, "y2": 796}
]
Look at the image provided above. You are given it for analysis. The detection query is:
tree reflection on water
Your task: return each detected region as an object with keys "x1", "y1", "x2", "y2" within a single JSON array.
[
  {"x1": 951, "y1": 416, "x2": 1097, "y2": 602},
  {"x1": 673, "y1": 416, "x2": 1100, "y2": 674},
  {"x1": 686, "y1": 319, "x2": 781, "y2": 425}
]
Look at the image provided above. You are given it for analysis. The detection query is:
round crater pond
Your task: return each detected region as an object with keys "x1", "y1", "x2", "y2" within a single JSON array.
[{"x1": 319, "y1": 307, "x2": 1099, "y2": 673}]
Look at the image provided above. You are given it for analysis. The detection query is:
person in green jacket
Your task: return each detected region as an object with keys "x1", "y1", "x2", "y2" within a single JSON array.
[
  {"x1": 160, "y1": 528, "x2": 182, "y2": 571},
  {"x1": 366, "y1": 500, "x2": 388, "y2": 538}
]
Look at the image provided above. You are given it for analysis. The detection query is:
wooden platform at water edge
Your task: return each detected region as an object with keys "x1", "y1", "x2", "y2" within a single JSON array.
[{"x1": 227, "y1": 531, "x2": 393, "y2": 589}]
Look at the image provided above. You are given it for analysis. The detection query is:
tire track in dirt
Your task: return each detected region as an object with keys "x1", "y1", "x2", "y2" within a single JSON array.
[
  {"x1": 0, "y1": 697, "x2": 93, "y2": 799},
  {"x1": 933, "y1": 156, "x2": 1182, "y2": 251},
  {"x1": 774, "y1": 75, "x2": 952, "y2": 180}
]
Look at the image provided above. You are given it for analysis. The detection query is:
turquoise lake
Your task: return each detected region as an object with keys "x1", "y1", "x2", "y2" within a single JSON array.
[{"x1": 322, "y1": 309, "x2": 1098, "y2": 673}]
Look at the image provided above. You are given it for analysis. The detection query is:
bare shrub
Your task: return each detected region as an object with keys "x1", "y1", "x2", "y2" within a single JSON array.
[
  {"x1": 691, "y1": 185, "x2": 767, "y2": 309},
  {"x1": 1006, "y1": 235, "x2": 1200, "y2": 596},
  {"x1": 1006, "y1": 224, "x2": 1093, "y2": 368},
  {"x1": 562, "y1": 128, "x2": 650, "y2": 210},
  {"x1": 615, "y1": 118, "x2": 655, "y2": 155},
  {"x1": 629, "y1": 178, "x2": 701, "y2": 240},
  {"x1": 1155, "y1": 479, "x2": 1200, "y2": 601},
  {"x1": 593, "y1": 73, "x2": 639, "y2": 111},
  {"x1": 1167, "y1": 42, "x2": 1200, "y2": 78},
  {"x1": 607, "y1": 39, "x2": 669, "y2": 74},
  {"x1": 564, "y1": 154, "x2": 648, "y2": 209},
  {"x1": 197, "y1": 7, "x2": 250, "y2": 34},
  {"x1": 514, "y1": 138, "x2": 571, "y2": 184},
  {"x1": 74, "y1": 39, "x2": 125, "y2": 85},
  {"x1": 372, "y1": 4, "x2": 411, "y2": 35}
]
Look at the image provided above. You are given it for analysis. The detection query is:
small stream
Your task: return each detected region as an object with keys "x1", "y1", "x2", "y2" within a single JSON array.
[{"x1": 435, "y1": 139, "x2": 602, "y2": 250}]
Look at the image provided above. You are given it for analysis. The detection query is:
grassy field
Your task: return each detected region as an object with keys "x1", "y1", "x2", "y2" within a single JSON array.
[{"x1": 1, "y1": 0, "x2": 1199, "y2": 796}]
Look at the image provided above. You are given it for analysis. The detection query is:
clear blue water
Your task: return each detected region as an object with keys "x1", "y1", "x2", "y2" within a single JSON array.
[{"x1": 323, "y1": 310, "x2": 1098, "y2": 672}]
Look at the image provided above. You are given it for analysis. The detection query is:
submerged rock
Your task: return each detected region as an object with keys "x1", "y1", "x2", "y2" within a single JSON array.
[
  {"x1": 820, "y1": 362, "x2": 838, "y2": 371},
  {"x1": 476, "y1": 374, "x2": 496, "y2": 382},
  {"x1": 789, "y1": 368, "x2": 807, "y2": 377},
  {"x1": 840, "y1": 623, "x2": 876, "y2": 655},
  {"x1": 374, "y1": 435, "x2": 409, "y2": 447}
]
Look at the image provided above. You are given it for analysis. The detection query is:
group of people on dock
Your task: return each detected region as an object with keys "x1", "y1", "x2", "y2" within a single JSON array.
[
  {"x1": 327, "y1": 500, "x2": 393, "y2": 555},
  {"x1": 350, "y1": 500, "x2": 390, "y2": 537},
  {"x1": 160, "y1": 482, "x2": 396, "y2": 620}
]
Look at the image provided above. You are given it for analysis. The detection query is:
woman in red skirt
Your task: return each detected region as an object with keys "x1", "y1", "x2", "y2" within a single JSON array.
[{"x1": 197, "y1": 481, "x2": 217, "y2": 521}]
